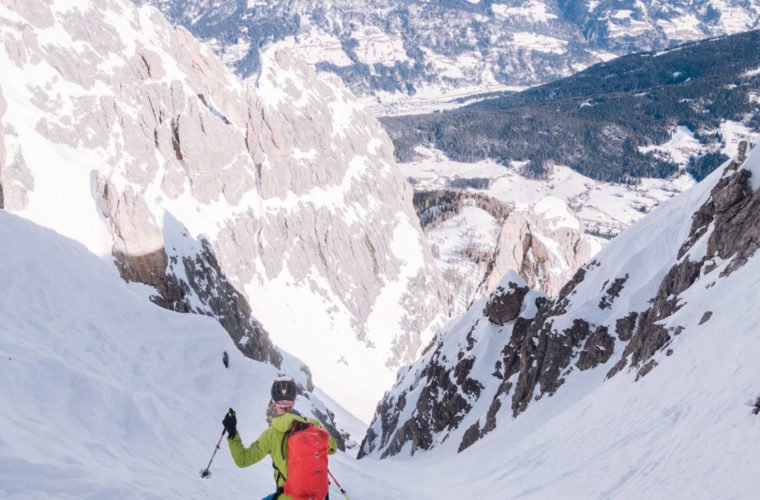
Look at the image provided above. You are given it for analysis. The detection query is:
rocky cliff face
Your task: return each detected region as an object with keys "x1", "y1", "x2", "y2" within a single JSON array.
[
  {"x1": 480, "y1": 200, "x2": 596, "y2": 299},
  {"x1": 414, "y1": 190, "x2": 595, "y2": 318},
  {"x1": 359, "y1": 141, "x2": 760, "y2": 458},
  {"x1": 0, "y1": 0, "x2": 448, "y2": 420}
]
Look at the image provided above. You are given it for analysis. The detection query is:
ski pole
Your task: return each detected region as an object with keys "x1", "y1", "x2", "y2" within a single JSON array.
[
  {"x1": 200, "y1": 428, "x2": 226, "y2": 478},
  {"x1": 328, "y1": 469, "x2": 349, "y2": 499}
]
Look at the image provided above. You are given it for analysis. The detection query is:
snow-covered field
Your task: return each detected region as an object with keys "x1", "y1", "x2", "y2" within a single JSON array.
[
  {"x1": 362, "y1": 84, "x2": 525, "y2": 117},
  {"x1": 403, "y1": 147, "x2": 696, "y2": 238}
]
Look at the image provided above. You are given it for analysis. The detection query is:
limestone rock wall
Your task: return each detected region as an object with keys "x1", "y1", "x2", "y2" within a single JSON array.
[
  {"x1": 0, "y1": 0, "x2": 448, "y2": 419},
  {"x1": 481, "y1": 207, "x2": 595, "y2": 298}
]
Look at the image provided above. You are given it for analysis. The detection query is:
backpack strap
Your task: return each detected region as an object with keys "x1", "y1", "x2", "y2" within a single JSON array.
[{"x1": 272, "y1": 461, "x2": 286, "y2": 486}]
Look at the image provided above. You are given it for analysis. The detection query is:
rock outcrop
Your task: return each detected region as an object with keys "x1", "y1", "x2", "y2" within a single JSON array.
[
  {"x1": 480, "y1": 200, "x2": 596, "y2": 298},
  {"x1": 0, "y1": 0, "x2": 448, "y2": 420},
  {"x1": 360, "y1": 142, "x2": 760, "y2": 458}
]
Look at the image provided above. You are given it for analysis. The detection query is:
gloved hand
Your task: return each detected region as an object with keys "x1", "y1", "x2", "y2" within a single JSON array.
[{"x1": 223, "y1": 408, "x2": 237, "y2": 440}]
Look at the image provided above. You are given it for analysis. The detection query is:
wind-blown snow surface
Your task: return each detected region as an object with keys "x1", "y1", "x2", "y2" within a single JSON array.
[{"x1": 0, "y1": 210, "x2": 346, "y2": 498}]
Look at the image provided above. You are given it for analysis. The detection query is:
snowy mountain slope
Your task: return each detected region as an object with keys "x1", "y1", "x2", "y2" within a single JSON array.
[
  {"x1": 0, "y1": 209, "x2": 351, "y2": 499},
  {"x1": 411, "y1": 184, "x2": 602, "y2": 318},
  {"x1": 360, "y1": 140, "x2": 760, "y2": 463},
  {"x1": 2, "y1": 202, "x2": 758, "y2": 500},
  {"x1": 0, "y1": 0, "x2": 448, "y2": 422},
  {"x1": 402, "y1": 147, "x2": 699, "y2": 314},
  {"x1": 360, "y1": 271, "x2": 760, "y2": 499},
  {"x1": 136, "y1": 0, "x2": 760, "y2": 107}
]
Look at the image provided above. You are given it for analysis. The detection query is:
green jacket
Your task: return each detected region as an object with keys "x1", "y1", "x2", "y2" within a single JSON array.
[{"x1": 228, "y1": 412, "x2": 338, "y2": 496}]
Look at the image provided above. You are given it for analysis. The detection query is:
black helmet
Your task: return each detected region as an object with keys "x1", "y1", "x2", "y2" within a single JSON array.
[{"x1": 270, "y1": 375, "x2": 296, "y2": 406}]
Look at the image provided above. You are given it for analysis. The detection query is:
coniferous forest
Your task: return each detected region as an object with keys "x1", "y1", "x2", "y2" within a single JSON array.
[{"x1": 382, "y1": 30, "x2": 760, "y2": 182}]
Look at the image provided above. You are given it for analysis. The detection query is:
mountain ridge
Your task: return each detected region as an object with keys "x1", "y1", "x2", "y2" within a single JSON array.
[
  {"x1": 0, "y1": 0, "x2": 448, "y2": 423},
  {"x1": 135, "y1": 0, "x2": 760, "y2": 103},
  {"x1": 360, "y1": 139, "x2": 760, "y2": 459}
]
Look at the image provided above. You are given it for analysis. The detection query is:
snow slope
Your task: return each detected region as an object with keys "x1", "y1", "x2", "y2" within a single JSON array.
[
  {"x1": 0, "y1": 208, "x2": 386, "y2": 498},
  {"x1": 3, "y1": 174, "x2": 758, "y2": 498},
  {"x1": 0, "y1": 210, "x2": 329, "y2": 498},
  {"x1": 359, "y1": 146, "x2": 760, "y2": 496}
]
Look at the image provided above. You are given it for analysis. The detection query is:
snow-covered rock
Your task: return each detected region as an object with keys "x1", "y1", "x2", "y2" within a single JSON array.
[
  {"x1": 138, "y1": 0, "x2": 760, "y2": 109},
  {"x1": 0, "y1": 0, "x2": 448, "y2": 422},
  {"x1": 481, "y1": 198, "x2": 595, "y2": 298},
  {"x1": 360, "y1": 140, "x2": 760, "y2": 459},
  {"x1": 414, "y1": 185, "x2": 598, "y2": 317}
]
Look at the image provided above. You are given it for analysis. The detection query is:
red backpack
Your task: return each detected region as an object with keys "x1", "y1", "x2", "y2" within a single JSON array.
[{"x1": 282, "y1": 421, "x2": 330, "y2": 500}]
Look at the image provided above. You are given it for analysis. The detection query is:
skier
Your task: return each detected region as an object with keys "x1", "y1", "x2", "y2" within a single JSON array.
[{"x1": 223, "y1": 375, "x2": 338, "y2": 500}]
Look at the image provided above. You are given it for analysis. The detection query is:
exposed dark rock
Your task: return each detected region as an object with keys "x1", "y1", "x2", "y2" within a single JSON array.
[
  {"x1": 635, "y1": 359, "x2": 658, "y2": 381},
  {"x1": 738, "y1": 141, "x2": 748, "y2": 163},
  {"x1": 608, "y1": 257, "x2": 702, "y2": 379},
  {"x1": 708, "y1": 172, "x2": 760, "y2": 276},
  {"x1": 482, "y1": 397, "x2": 503, "y2": 436},
  {"x1": 483, "y1": 279, "x2": 530, "y2": 325},
  {"x1": 114, "y1": 238, "x2": 283, "y2": 367},
  {"x1": 358, "y1": 391, "x2": 407, "y2": 458},
  {"x1": 312, "y1": 406, "x2": 347, "y2": 452},
  {"x1": 615, "y1": 312, "x2": 639, "y2": 341},
  {"x1": 678, "y1": 198, "x2": 716, "y2": 259},
  {"x1": 359, "y1": 348, "x2": 476, "y2": 458},
  {"x1": 611, "y1": 143, "x2": 759, "y2": 380},
  {"x1": 598, "y1": 274, "x2": 629, "y2": 309},
  {"x1": 359, "y1": 322, "x2": 485, "y2": 457},
  {"x1": 558, "y1": 266, "x2": 586, "y2": 300},
  {"x1": 170, "y1": 117, "x2": 183, "y2": 160},
  {"x1": 381, "y1": 415, "x2": 433, "y2": 459},
  {"x1": 753, "y1": 396, "x2": 760, "y2": 415},
  {"x1": 455, "y1": 357, "x2": 484, "y2": 398},
  {"x1": 509, "y1": 313, "x2": 592, "y2": 415},
  {"x1": 699, "y1": 311, "x2": 713, "y2": 325},
  {"x1": 359, "y1": 427, "x2": 378, "y2": 457},
  {"x1": 681, "y1": 145, "x2": 759, "y2": 272},
  {"x1": 577, "y1": 326, "x2": 615, "y2": 370},
  {"x1": 607, "y1": 357, "x2": 627, "y2": 378},
  {"x1": 458, "y1": 421, "x2": 481, "y2": 452}
]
